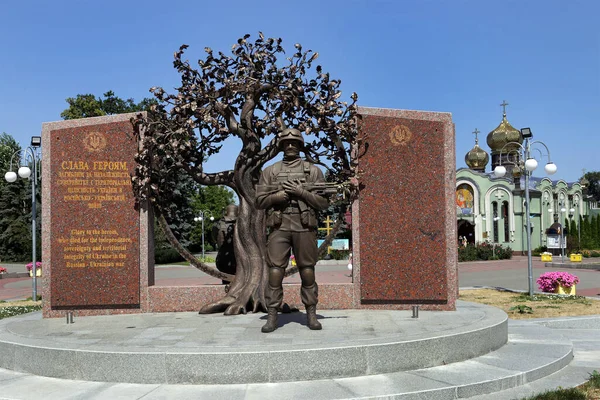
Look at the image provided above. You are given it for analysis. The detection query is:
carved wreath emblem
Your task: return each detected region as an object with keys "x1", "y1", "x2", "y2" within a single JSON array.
[
  {"x1": 389, "y1": 125, "x2": 412, "y2": 146},
  {"x1": 83, "y1": 132, "x2": 107, "y2": 152}
]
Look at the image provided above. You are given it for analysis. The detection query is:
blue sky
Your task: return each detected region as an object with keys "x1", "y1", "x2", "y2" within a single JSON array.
[{"x1": 1, "y1": 0, "x2": 598, "y2": 182}]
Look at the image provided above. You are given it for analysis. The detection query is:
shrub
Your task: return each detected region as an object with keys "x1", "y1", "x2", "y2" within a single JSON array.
[
  {"x1": 458, "y1": 243, "x2": 478, "y2": 261},
  {"x1": 329, "y1": 249, "x2": 351, "y2": 260},
  {"x1": 155, "y1": 247, "x2": 184, "y2": 264},
  {"x1": 476, "y1": 242, "x2": 493, "y2": 260},
  {"x1": 532, "y1": 246, "x2": 547, "y2": 257},
  {"x1": 494, "y1": 244, "x2": 513, "y2": 260},
  {"x1": 458, "y1": 242, "x2": 512, "y2": 261},
  {"x1": 582, "y1": 249, "x2": 591, "y2": 258}
]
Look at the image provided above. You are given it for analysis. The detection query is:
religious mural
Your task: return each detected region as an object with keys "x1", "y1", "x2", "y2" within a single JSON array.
[{"x1": 456, "y1": 184, "x2": 474, "y2": 215}]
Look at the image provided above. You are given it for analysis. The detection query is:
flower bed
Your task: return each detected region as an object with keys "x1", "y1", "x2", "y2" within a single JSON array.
[
  {"x1": 26, "y1": 262, "x2": 42, "y2": 272},
  {"x1": 0, "y1": 305, "x2": 42, "y2": 320},
  {"x1": 537, "y1": 271, "x2": 579, "y2": 293}
]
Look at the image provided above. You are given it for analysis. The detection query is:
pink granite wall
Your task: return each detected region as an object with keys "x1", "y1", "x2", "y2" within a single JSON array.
[
  {"x1": 41, "y1": 106, "x2": 456, "y2": 317},
  {"x1": 352, "y1": 107, "x2": 457, "y2": 310},
  {"x1": 42, "y1": 113, "x2": 152, "y2": 318}
]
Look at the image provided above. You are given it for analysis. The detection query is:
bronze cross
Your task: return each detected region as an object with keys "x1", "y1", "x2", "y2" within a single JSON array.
[
  {"x1": 472, "y1": 128, "x2": 480, "y2": 144},
  {"x1": 500, "y1": 100, "x2": 509, "y2": 115}
]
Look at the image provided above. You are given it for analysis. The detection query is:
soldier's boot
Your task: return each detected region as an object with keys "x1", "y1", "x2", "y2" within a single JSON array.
[
  {"x1": 305, "y1": 305, "x2": 322, "y2": 330},
  {"x1": 263, "y1": 282, "x2": 283, "y2": 333},
  {"x1": 261, "y1": 307, "x2": 279, "y2": 333},
  {"x1": 301, "y1": 282, "x2": 321, "y2": 330}
]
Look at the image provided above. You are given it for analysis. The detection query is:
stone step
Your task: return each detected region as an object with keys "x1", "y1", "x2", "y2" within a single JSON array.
[
  {"x1": 0, "y1": 302, "x2": 507, "y2": 384},
  {"x1": 466, "y1": 318, "x2": 600, "y2": 400},
  {"x1": 0, "y1": 320, "x2": 573, "y2": 399}
]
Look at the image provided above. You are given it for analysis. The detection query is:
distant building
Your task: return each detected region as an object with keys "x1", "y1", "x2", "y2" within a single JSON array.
[{"x1": 456, "y1": 103, "x2": 595, "y2": 252}]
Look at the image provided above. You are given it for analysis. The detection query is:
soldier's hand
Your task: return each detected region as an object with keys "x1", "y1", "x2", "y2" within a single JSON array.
[
  {"x1": 282, "y1": 180, "x2": 305, "y2": 198},
  {"x1": 272, "y1": 190, "x2": 289, "y2": 204}
]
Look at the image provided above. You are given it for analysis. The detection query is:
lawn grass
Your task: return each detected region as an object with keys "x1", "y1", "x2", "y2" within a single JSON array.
[
  {"x1": 459, "y1": 288, "x2": 600, "y2": 319},
  {"x1": 159, "y1": 256, "x2": 216, "y2": 266},
  {"x1": 520, "y1": 370, "x2": 600, "y2": 400},
  {"x1": 461, "y1": 289, "x2": 600, "y2": 399}
]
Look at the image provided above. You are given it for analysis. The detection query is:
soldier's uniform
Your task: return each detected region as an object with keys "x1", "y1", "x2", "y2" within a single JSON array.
[
  {"x1": 256, "y1": 129, "x2": 329, "y2": 332},
  {"x1": 212, "y1": 205, "x2": 238, "y2": 285}
]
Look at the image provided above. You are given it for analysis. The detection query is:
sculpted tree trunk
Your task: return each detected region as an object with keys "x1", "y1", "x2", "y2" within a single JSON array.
[
  {"x1": 199, "y1": 163, "x2": 269, "y2": 314},
  {"x1": 131, "y1": 33, "x2": 361, "y2": 315}
]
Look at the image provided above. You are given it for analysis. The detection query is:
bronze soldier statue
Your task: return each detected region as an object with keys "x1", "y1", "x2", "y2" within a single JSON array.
[
  {"x1": 256, "y1": 128, "x2": 330, "y2": 333},
  {"x1": 212, "y1": 204, "x2": 238, "y2": 286}
]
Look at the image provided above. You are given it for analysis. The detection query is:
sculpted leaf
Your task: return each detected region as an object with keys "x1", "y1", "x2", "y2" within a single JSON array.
[{"x1": 131, "y1": 32, "x2": 363, "y2": 316}]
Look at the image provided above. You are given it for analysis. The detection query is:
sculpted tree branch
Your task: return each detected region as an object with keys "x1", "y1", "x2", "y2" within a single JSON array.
[
  {"x1": 131, "y1": 33, "x2": 362, "y2": 315},
  {"x1": 181, "y1": 164, "x2": 235, "y2": 188},
  {"x1": 157, "y1": 213, "x2": 234, "y2": 281}
]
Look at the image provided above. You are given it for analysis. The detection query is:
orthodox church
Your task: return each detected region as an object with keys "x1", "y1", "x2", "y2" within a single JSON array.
[{"x1": 456, "y1": 101, "x2": 593, "y2": 252}]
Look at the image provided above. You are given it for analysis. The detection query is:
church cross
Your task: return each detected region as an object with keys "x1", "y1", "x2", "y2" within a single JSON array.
[
  {"x1": 472, "y1": 128, "x2": 480, "y2": 144},
  {"x1": 500, "y1": 100, "x2": 509, "y2": 116}
]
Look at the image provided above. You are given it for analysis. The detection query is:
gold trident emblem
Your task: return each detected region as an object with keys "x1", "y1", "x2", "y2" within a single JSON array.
[
  {"x1": 389, "y1": 125, "x2": 412, "y2": 146},
  {"x1": 84, "y1": 132, "x2": 107, "y2": 152}
]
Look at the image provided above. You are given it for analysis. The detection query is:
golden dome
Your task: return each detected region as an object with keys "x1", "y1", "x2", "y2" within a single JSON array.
[
  {"x1": 486, "y1": 113, "x2": 522, "y2": 153},
  {"x1": 465, "y1": 144, "x2": 489, "y2": 171}
]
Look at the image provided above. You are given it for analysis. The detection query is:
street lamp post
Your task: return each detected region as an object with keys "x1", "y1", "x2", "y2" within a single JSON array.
[
  {"x1": 194, "y1": 210, "x2": 214, "y2": 260},
  {"x1": 493, "y1": 128, "x2": 556, "y2": 297},
  {"x1": 492, "y1": 215, "x2": 500, "y2": 258},
  {"x1": 4, "y1": 136, "x2": 42, "y2": 301}
]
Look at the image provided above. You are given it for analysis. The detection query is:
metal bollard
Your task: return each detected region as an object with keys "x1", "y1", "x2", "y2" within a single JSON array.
[
  {"x1": 66, "y1": 311, "x2": 74, "y2": 324},
  {"x1": 412, "y1": 305, "x2": 419, "y2": 318}
]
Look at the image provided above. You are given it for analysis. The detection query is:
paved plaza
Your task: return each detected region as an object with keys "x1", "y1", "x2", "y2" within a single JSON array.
[
  {"x1": 2, "y1": 255, "x2": 599, "y2": 302},
  {"x1": 1, "y1": 255, "x2": 599, "y2": 399}
]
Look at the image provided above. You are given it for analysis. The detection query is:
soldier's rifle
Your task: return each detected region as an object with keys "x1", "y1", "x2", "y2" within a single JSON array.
[{"x1": 256, "y1": 182, "x2": 346, "y2": 197}]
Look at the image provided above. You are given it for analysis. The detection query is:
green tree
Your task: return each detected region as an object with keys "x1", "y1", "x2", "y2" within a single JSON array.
[
  {"x1": 132, "y1": 34, "x2": 360, "y2": 314},
  {"x1": 60, "y1": 90, "x2": 156, "y2": 120},
  {"x1": 591, "y1": 215, "x2": 600, "y2": 249},
  {"x1": 583, "y1": 171, "x2": 600, "y2": 202},
  {"x1": 581, "y1": 216, "x2": 593, "y2": 249},
  {"x1": 0, "y1": 133, "x2": 18, "y2": 180},
  {"x1": 190, "y1": 185, "x2": 236, "y2": 251},
  {"x1": 61, "y1": 91, "x2": 195, "y2": 262},
  {"x1": 0, "y1": 133, "x2": 40, "y2": 262}
]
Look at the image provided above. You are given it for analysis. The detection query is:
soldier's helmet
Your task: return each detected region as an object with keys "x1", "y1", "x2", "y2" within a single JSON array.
[{"x1": 277, "y1": 128, "x2": 304, "y2": 148}]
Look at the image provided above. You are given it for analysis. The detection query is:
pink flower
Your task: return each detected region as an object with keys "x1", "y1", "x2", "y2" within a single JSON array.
[
  {"x1": 0, "y1": 266, "x2": 7, "y2": 273},
  {"x1": 26, "y1": 262, "x2": 42, "y2": 272},
  {"x1": 537, "y1": 271, "x2": 579, "y2": 292}
]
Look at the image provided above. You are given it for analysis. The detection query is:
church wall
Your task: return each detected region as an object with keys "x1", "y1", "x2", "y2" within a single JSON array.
[{"x1": 456, "y1": 168, "x2": 589, "y2": 254}]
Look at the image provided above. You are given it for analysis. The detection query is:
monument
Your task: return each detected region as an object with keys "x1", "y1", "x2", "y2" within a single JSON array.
[
  {"x1": 213, "y1": 204, "x2": 239, "y2": 285},
  {"x1": 41, "y1": 113, "x2": 153, "y2": 317},
  {"x1": 354, "y1": 107, "x2": 457, "y2": 310},
  {"x1": 3, "y1": 33, "x2": 577, "y2": 400},
  {"x1": 256, "y1": 128, "x2": 331, "y2": 332},
  {"x1": 40, "y1": 34, "x2": 456, "y2": 318}
]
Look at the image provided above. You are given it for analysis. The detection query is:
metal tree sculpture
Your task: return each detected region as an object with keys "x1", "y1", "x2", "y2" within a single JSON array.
[{"x1": 132, "y1": 33, "x2": 362, "y2": 315}]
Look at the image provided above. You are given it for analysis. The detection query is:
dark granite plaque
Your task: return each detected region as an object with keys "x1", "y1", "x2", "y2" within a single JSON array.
[
  {"x1": 47, "y1": 119, "x2": 140, "y2": 308},
  {"x1": 357, "y1": 108, "x2": 455, "y2": 304}
]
